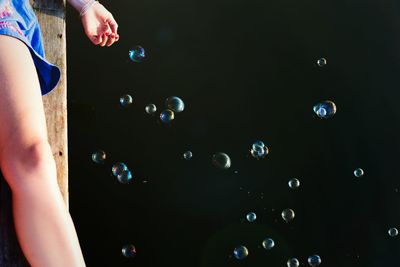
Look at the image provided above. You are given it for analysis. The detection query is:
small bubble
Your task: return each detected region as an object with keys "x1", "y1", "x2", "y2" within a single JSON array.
[
  {"x1": 313, "y1": 100, "x2": 336, "y2": 119},
  {"x1": 120, "y1": 94, "x2": 133, "y2": 107},
  {"x1": 121, "y1": 244, "x2": 137, "y2": 258},
  {"x1": 165, "y1": 96, "x2": 185, "y2": 113},
  {"x1": 91, "y1": 150, "x2": 106, "y2": 164},
  {"x1": 354, "y1": 168, "x2": 364, "y2": 178},
  {"x1": 307, "y1": 255, "x2": 322, "y2": 267},
  {"x1": 129, "y1": 46, "x2": 145, "y2": 63},
  {"x1": 160, "y1": 109, "x2": 175, "y2": 123},
  {"x1": 246, "y1": 212, "x2": 257, "y2": 222},
  {"x1": 317, "y1": 58, "x2": 327, "y2": 67},
  {"x1": 233, "y1": 246, "x2": 248, "y2": 260},
  {"x1": 212, "y1": 152, "x2": 231, "y2": 169},
  {"x1": 281, "y1": 208, "x2": 295, "y2": 223},
  {"x1": 287, "y1": 258, "x2": 300, "y2": 267},
  {"x1": 145, "y1": 104, "x2": 157, "y2": 114},
  {"x1": 183, "y1": 151, "x2": 193, "y2": 160},
  {"x1": 388, "y1": 227, "x2": 398, "y2": 237},
  {"x1": 262, "y1": 238, "x2": 275, "y2": 250},
  {"x1": 288, "y1": 178, "x2": 300, "y2": 189}
]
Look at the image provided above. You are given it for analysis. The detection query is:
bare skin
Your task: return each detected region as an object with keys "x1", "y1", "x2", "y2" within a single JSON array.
[{"x1": 0, "y1": 1, "x2": 119, "y2": 266}]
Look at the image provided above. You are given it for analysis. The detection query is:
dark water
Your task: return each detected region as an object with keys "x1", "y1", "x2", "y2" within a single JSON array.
[{"x1": 66, "y1": 0, "x2": 400, "y2": 266}]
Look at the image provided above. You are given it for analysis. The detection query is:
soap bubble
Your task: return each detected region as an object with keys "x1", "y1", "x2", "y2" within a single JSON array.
[
  {"x1": 287, "y1": 258, "x2": 300, "y2": 267},
  {"x1": 354, "y1": 168, "x2": 364, "y2": 178},
  {"x1": 165, "y1": 96, "x2": 185, "y2": 113},
  {"x1": 160, "y1": 109, "x2": 175, "y2": 123},
  {"x1": 262, "y1": 238, "x2": 275, "y2": 250},
  {"x1": 112, "y1": 162, "x2": 128, "y2": 177},
  {"x1": 317, "y1": 58, "x2": 327, "y2": 67},
  {"x1": 212, "y1": 152, "x2": 231, "y2": 169},
  {"x1": 281, "y1": 208, "x2": 295, "y2": 223},
  {"x1": 233, "y1": 246, "x2": 248, "y2": 260},
  {"x1": 121, "y1": 244, "x2": 137, "y2": 258},
  {"x1": 308, "y1": 255, "x2": 321, "y2": 266},
  {"x1": 120, "y1": 94, "x2": 133, "y2": 107},
  {"x1": 288, "y1": 178, "x2": 300, "y2": 189},
  {"x1": 117, "y1": 170, "x2": 133, "y2": 184},
  {"x1": 145, "y1": 104, "x2": 157, "y2": 114},
  {"x1": 246, "y1": 212, "x2": 257, "y2": 222},
  {"x1": 250, "y1": 140, "x2": 269, "y2": 159},
  {"x1": 183, "y1": 151, "x2": 193, "y2": 160},
  {"x1": 313, "y1": 100, "x2": 336, "y2": 119},
  {"x1": 91, "y1": 150, "x2": 106, "y2": 164},
  {"x1": 129, "y1": 46, "x2": 145, "y2": 63},
  {"x1": 388, "y1": 227, "x2": 398, "y2": 237}
]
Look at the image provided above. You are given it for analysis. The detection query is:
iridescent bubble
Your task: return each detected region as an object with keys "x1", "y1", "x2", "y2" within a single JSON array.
[
  {"x1": 91, "y1": 150, "x2": 106, "y2": 164},
  {"x1": 165, "y1": 96, "x2": 185, "y2": 113},
  {"x1": 250, "y1": 140, "x2": 269, "y2": 159},
  {"x1": 233, "y1": 246, "x2": 248, "y2": 260},
  {"x1": 145, "y1": 104, "x2": 157, "y2": 114},
  {"x1": 287, "y1": 258, "x2": 300, "y2": 267},
  {"x1": 354, "y1": 168, "x2": 364, "y2": 178},
  {"x1": 129, "y1": 45, "x2": 145, "y2": 63},
  {"x1": 212, "y1": 152, "x2": 231, "y2": 169},
  {"x1": 313, "y1": 100, "x2": 337, "y2": 119},
  {"x1": 117, "y1": 170, "x2": 133, "y2": 184},
  {"x1": 112, "y1": 162, "x2": 128, "y2": 177},
  {"x1": 388, "y1": 227, "x2": 398, "y2": 237},
  {"x1": 281, "y1": 208, "x2": 295, "y2": 223},
  {"x1": 246, "y1": 212, "x2": 257, "y2": 222},
  {"x1": 317, "y1": 58, "x2": 327, "y2": 67},
  {"x1": 160, "y1": 109, "x2": 175, "y2": 123},
  {"x1": 288, "y1": 178, "x2": 300, "y2": 189},
  {"x1": 121, "y1": 244, "x2": 137, "y2": 258},
  {"x1": 308, "y1": 255, "x2": 321, "y2": 266},
  {"x1": 120, "y1": 94, "x2": 133, "y2": 107},
  {"x1": 183, "y1": 151, "x2": 193, "y2": 160},
  {"x1": 262, "y1": 238, "x2": 275, "y2": 250}
]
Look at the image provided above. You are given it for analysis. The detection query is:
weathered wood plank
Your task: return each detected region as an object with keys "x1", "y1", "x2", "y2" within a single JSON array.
[{"x1": 0, "y1": 0, "x2": 67, "y2": 266}]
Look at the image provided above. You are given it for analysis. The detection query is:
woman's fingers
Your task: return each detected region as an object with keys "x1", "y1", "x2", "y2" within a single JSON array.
[
  {"x1": 106, "y1": 33, "x2": 116, "y2": 47},
  {"x1": 106, "y1": 17, "x2": 118, "y2": 35},
  {"x1": 100, "y1": 33, "x2": 108, "y2": 46}
]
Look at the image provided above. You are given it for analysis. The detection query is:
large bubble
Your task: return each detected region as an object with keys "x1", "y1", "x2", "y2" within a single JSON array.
[
  {"x1": 212, "y1": 152, "x2": 231, "y2": 169},
  {"x1": 129, "y1": 46, "x2": 145, "y2": 63},
  {"x1": 233, "y1": 246, "x2": 248, "y2": 260},
  {"x1": 165, "y1": 96, "x2": 185, "y2": 113}
]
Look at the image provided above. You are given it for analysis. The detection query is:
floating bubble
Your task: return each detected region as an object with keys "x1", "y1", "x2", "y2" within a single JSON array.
[
  {"x1": 313, "y1": 100, "x2": 336, "y2": 119},
  {"x1": 354, "y1": 168, "x2": 364, "y2": 178},
  {"x1": 112, "y1": 162, "x2": 128, "y2": 177},
  {"x1": 308, "y1": 255, "x2": 322, "y2": 266},
  {"x1": 262, "y1": 238, "x2": 275, "y2": 250},
  {"x1": 91, "y1": 150, "x2": 106, "y2": 164},
  {"x1": 212, "y1": 152, "x2": 231, "y2": 169},
  {"x1": 120, "y1": 94, "x2": 133, "y2": 107},
  {"x1": 117, "y1": 170, "x2": 133, "y2": 184},
  {"x1": 288, "y1": 178, "x2": 300, "y2": 189},
  {"x1": 388, "y1": 227, "x2": 398, "y2": 237},
  {"x1": 317, "y1": 58, "x2": 327, "y2": 67},
  {"x1": 281, "y1": 208, "x2": 295, "y2": 223},
  {"x1": 129, "y1": 45, "x2": 145, "y2": 63},
  {"x1": 165, "y1": 96, "x2": 185, "y2": 113},
  {"x1": 246, "y1": 212, "x2": 257, "y2": 222},
  {"x1": 145, "y1": 104, "x2": 157, "y2": 114},
  {"x1": 287, "y1": 258, "x2": 300, "y2": 267},
  {"x1": 233, "y1": 246, "x2": 248, "y2": 260},
  {"x1": 121, "y1": 244, "x2": 137, "y2": 258},
  {"x1": 183, "y1": 151, "x2": 193, "y2": 160},
  {"x1": 250, "y1": 140, "x2": 269, "y2": 159},
  {"x1": 160, "y1": 109, "x2": 175, "y2": 123}
]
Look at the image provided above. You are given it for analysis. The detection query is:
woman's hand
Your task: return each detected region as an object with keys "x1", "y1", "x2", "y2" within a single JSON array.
[{"x1": 80, "y1": 2, "x2": 119, "y2": 47}]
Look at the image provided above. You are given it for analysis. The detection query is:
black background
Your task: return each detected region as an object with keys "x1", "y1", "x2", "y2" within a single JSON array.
[{"x1": 66, "y1": 0, "x2": 400, "y2": 266}]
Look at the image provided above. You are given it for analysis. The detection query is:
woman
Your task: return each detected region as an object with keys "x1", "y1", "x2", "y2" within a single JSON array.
[{"x1": 0, "y1": 0, "x2": 119, "y2": 266}]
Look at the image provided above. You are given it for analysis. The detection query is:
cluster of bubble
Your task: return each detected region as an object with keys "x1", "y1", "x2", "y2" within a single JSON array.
[
  {"x1": 159, "y1": 96, "x2": 185, "y2": 123},
  {"x1": 250, "y1": 140, "x2": 269, "y2": 159},
  {"x1": 112, "y1": 162, "x2": 134, "y2": 184},
  {"x1": 121, "y1": 244, "x2": 137, "y2": 258}
]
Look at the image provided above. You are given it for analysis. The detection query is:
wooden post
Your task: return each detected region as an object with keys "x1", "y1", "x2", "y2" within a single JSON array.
[{"x1": 0, "y1": 0, "x2": 67, "y2": 265}]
